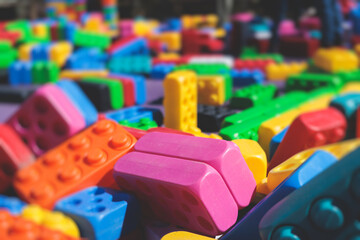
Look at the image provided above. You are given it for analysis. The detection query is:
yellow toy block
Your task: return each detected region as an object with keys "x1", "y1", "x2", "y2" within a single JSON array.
[
  {"x1": 46, "y1": 2, "x2": 66, "y2": 14},
  {"x1": 181, "y1": 15, "x2": 193, "y2": 29},
  {"x1": 19, "y1": 43, "x2": 36, "y2": 61},
  {"x1": 266, "y1": 62, "x2": 307, "y2": 81},
  {"x1": 232, "y1": 139, "x2": 267, "y2": 185},
  {"x1": 214, "y1": 28, "x2": 226, "y2": 38},
  {"x1": 266, "y1": 139, "x2": 360, "y2": 192},
  {"x1": 187, "y1": 127, "x2": 222, "y2": 139},
  {"x1": 60, "y1": 70, "x2": 109, "y2": 80},
  {"x1": 21, "y1": 205, "x2": 80, "y2": 237},
  {"x1": 341, "y1": 82, "x2": 360, "y2": 93},
  {"x1": 50, "y1": 41, "x2": 73, "y2": 67},
  {"x1": 297, "y1": 94, "x2": 333, "y2": 112},
  {"x1": 161, "y1": 231, "x2": 215, "y2": 240},
  {"x1": 134, "y1": 21, "x2": 152, "y2": 36},
  {"x1": 197, "y1": 75, "x2": 225, "y2": 106},
  {"x1": 205, "y1": 14, "x2": 218, "y2": 28},
  {"x1": 153, "y1": 32, "x2": 181, "y2": 52},
  {"x1": 158, "y1": 52, "x2": 181, "y2": 60},
  {"x1": 32, "y1": 24, "x2": 48, "y2": 39},
  {"x1": 84, "y1": 17, "x2": 103, "y2": 32},
  {"x1": 354, "y1": 44, "x2": 360, "y2": 61},
  {"x1": 257, "y1": 178, "x2": 271, "y2": 195},
  {"x1": 164, "y1": 71, "x2": 197, "y2": 131},
  {"x1": 314, "y1": 48, "x2": 358, "y2": 73}
]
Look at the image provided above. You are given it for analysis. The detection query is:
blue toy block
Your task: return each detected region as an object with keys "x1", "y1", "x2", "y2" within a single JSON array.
[
  {"x1": 56, "y1": 80, "x2": 98, "y2": 126},
  {"x1": 55, "y1": 186, "x2": 140, "y2": 240},
  {"x1": 111, "y1": 38, "x2": 149, "y2": 57},
  {"x1": 230, "y1": 69, "x2": 265, "y2": 87},
  {"x1": 259, "y1": 147, "x2": 360, "y2": 240},
  {"x1": 64, "y1": 22, "x2": 77, "y2": 42},
  {"x1": 108, "y1": 55, "x2": 152, "y2": 74},
  {"x1": 269, "y1": 127, "x2": 288, "y2": 160},
  {"x1": 221, "y1": 150, "x2": 337, "y2": 240},
  {"x1": 0, "y1": 195, "x2": 26, "y2": 215},
  {"x1": 31, "y1": 43, "x2": 52, "y2": 61},
  {"x1": 330, "y1": 93, "x2": 360, "y2": 138},
  {"x1": 150, "y1": 64, "x2": 175, "y2": 80},
  {"x1": 105, "y1": 106, "x2": 153, "y2": 123},
  {"x1": 8, "y1": 61, "x2": 33, "y2": 85},
  {"x1": 66, "y1": 48, "x2": 107, "y2": 70},
  {"x1": 166, "y1": 18, "x2": 182, "y2": 31},
  {"x1": 109, "y1": 73, "x2": 146, "y2": 105}
]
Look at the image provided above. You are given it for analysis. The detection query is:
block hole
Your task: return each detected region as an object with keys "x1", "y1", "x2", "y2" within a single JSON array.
[
  {"x1": 18, "y1": 116, "x2": 30, "y2": 129},
  {"x1": 53, "y1": 121, "x2": 68, "y2": 136},
  {"x1": 88, "y1": 206, "x2": 106, "y2": 213},
  {"x1": 182, "y1": 190, "x2": 198, "y2": 206},
  {"x1": 66, "y1": 198, "x2": 82, "y2": 206},
  {"x1": 34, "y1": 98, "x2": 49, "y2": 114},
  {"x1": 158, "y1": 185, "x2": 174, "y2": 199},
  {"x1": 197, "y1": 216, "x2": 214, "y2": 232}
]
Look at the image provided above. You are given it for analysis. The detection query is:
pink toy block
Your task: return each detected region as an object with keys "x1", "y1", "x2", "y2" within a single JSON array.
[
  {"x1": 113, "y1": 151, "x2": 238, "y2": 236},
  {"x1": 278, "y1": 20, "x2": 298, "y2": 36},
  {"x1": 232, "y1": 13, "x2": 253, "y2": 22},
  {"x1": 6, "y1": 84, "x2": 86, "y2": 156},
  {"x1": 134, "y1": 132, "x2": 256, "y2": 208}
]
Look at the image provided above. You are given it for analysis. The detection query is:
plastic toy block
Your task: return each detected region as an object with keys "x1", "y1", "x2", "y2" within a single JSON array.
[
  {"x1": 18, "y1": 43, "x2": 36, "y2": 61},
  {"x1": 59, "y1": 70, "x2": 108, "y2": 80},
  {"x1": 0, "y1": 41, "x2": 18, "y2": 69},
  {"x1": 151, "y1": 32, "x2": 181, "y2": 52},
  {"x1": 21, "y1": 204, "x2": 80, "y2": 237},
  {"x1": 110, "y1": 73, "x2": 146, "y2": 105},
  {"x1": 107, "y1": 75, "x2": 135, "y2": 107},
  {"x1": 232, "y1": 139, "x2": 267, "y2": 185},
  {"x1": 105, "y1": 106, "x2": 154, "y2": 124},
  {"x1": 269, "y1": 127, "x2": 288, "y2": 160},
  {"x1": 74, "y1": 30, "x2": 110, "y2": 50},
  {"x1": 0, "y1": 195, "x2": 26, "y2": 215},
  {"x1": 161, "y1": 231, "x2": 215, "y2": 240},
  {"x1": 234, "y1": 59, "x2": 275, "y2": 72},
  {"x1": 120, "y1": 118, "x2": 157, "y2": 130},
  {"x1": 56, "y1": 80, "x2": 98, "y2": 126},
  {"x1": 55, "y1": 186, "x2": 140, "y2": 240},
  {"x1": 108, "y1": 37, "x2": 148, "y2": 56},
  {"x1": 163, "y1": 71, "x2": 198, "y2": 132},
  {"x1": 314, "y1": 48, "x2": 358, "y2": 73},
  {"x1": 7, "y1": 84, "x2": 86, "y2": 156},
  {"x1": 150, "y1": 64, "x2": 175, "y2": 80},
  {"x1": 197, "y1": 75, "x2": 225, "y2": 106},
  {"x1": 31, "y1": 61, "x2": 60, "y2": 84},
  {"x1": 76, "y1": 80, "x2": 112, "y2": 112},
  {"x1": 0, "y1": 123, "x2": 35, "y2": 190},
  {"x1": 32, "y1": 24, "x2": 50, "y2": 42},
  {"x1": 108, "y1": 55, "x2": 151, "y2": 74},
  {"x1": 259, "y1": 147, "x2": 360, "y2": 240},
  {"x1": 188, "y1": 55, "x2": 234, "y2": 68},
  {"x1": 113, "y1": 151, "x2": 238, "y2": 236},
  {"x1": 230, "y1": 84, "x2": 277, "y2": 110},
  {"x1": 330, "y1": 93, "x2": 360, "y2": 138},
  {"x1": 266, "y1": 62, "x2": 307, "y2": 81},
  {"x1": 147, "y1": 127, "x2": 194, "y2": 136},
  {"x1": 181, "y1": 29, "x2": 223, "y2": 54},
  {"x1": 286, "y1": 73, "x2": 344, "y2": 92},
  {"x1": 0, "y1": 210, "x2": 80, "y2": 240},
  {"x1": 14, "y1": 119, "x2": 136, "y2": 209},
  {"x1": 197, "y1": 104, "x2": 236, "y2": 132},
  {"x1": 82, "y1": 77, "x2": 124, "y2": 110},
  {"x1": 186, "y1": 128, "x2": 223, "y2": 139},
  {"x1": 222, "y1": 150, "x2": 337, "y2": 240},
  {"x1": 8, "y1": 61, "x2": 33, "y2": 85},
  {"x1": 336, "y1": 70, "x2": 360, "y2": 84},
  {"x1": 240, "y1": 53, "x2": 283, "y2": 63},
  {"x1": 230, "y1": 69, "x2": 265, "y2": 87},
  {"x1": 66, "y1": 48, "x2": 107, "y2": 70},
  {"x1": 269, "y1": 108, "x2": 347, "y2": 172},
  {"x1": 0, "y1": 31, "x2": 21, "y2": 46},
  {"x1": 222, "y1": 91, "x2": 308, "y2": 128},
  {"x1": 0, "y1": 85, "x2": 37, "y2": 103},
  {"x1": 121, "y1": 126, "x2": 147, "y2": 140},
  {"x1": 134, "y1": 132, "x2": 256, "y2": 208},
  {"x1": 31, "y1": 44, "x2": 51, "y2": 61},
  {"x1": 49, "y1": 41, "x2": 73, "y2": 67},
  {"x1": 279, "y1": 36, "x2": 319, "y2": 58},
  {"x1": 5, "y1": 20, "x2": 33, "y2": 42}
]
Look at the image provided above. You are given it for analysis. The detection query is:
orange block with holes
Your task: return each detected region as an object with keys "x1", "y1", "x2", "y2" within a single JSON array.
[
  {"x1": 14, "y1": 120, "x2": 136, "y2": 209},
  {"x1": 0, "y1": 210, "x2": 80, "y2": 240}
]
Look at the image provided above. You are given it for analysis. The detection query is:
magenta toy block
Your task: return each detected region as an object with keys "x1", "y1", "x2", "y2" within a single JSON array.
[
  {"x1": 134, "y1": 132, "x2": 256, "y2": 208},
  {"x1": 6, "y1": 84, "x2": 86, "y2": 156},
  {"x1": 113, "y1": 151, "x2": 238, "y2": 236}
]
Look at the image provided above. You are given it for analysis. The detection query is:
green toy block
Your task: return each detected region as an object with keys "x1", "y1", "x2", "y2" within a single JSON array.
[
  {"x1": 108, "y1": 55, "x2": 152, "y2": 74},
  {"x1": 240, "y1": 53, "x2": 284, "y2": 63},
  {"x1": 119, "y1": 117, "x2": 157, "y2": 130},
  {"x1": 174, "y1": 64, "x2": 233, "y2": 100},
  {"x1": 230, "y1": 84, "x2": 277, "y2": 109},
  {"x1": 83, "y1": 77, "x2": 124, "y2": 109},
  {"x1": 336, "y1": 70, "x2": 360, "y2": 83},
  {"x1": 31, "y1": 61, "x2": 60, "y2": 84},
  {"x1": 5, "y1": 20, "x2": 33, "y2": 43},
  {"x1": 286, "y1": 73, "x2": 344, "y2": 92},
  {"x1": 74, "y1": 30, "x2": 111, "y2": 50},
  {"x1": 0, "y1": 41, "x2": 17, "y2": 69}
]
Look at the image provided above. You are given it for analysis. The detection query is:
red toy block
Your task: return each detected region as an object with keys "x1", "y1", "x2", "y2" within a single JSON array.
[
  {"x1": 122, "y1": 126, "x2": 147, "y2": 139},
  {"x1": 152, "y1": 57, "x2": 190, "y2": 66},
  {"x1": 234, "y1": 59, "x2": 275, "y2": 72},
  {"x1": 147, "y1": 38, "x2": 165, "y2": 54},
  {"x1": 50, "y1": 24, "x2": 58, "y2": 41},
  {"x1": 182, "y1": 30, "x2": 223, "y2": 54},
  {"x1": 108, "y1": 75, "x2": 136, "y2": 107},
  {"x1": 279, "y1": 36, "x2": 320, "y2": 58},
  {"x1": 7, "y1": 84, "x2": 86, "y2": 156},
  {"x1": 250, "y1": 38, "x2": 270, "y2": 53},
  {"x1": 0, "y1": 31, "x2": 21, "y2": 45},
  {"x1": 14, "y1": 119, "x2": 137, "y2": 209},
  {"x1": 0, "y1": 210, "x2": 80, "y2": 240},
  {"x1": 107, "y1": 36, "x2": 138, "y2": 55},
  {"x1": 0, "y1": 124, "x2": 35, "y2": 193},
  {"x1": 269, "y1": 108, "x2": 347, "y2": 172}
]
